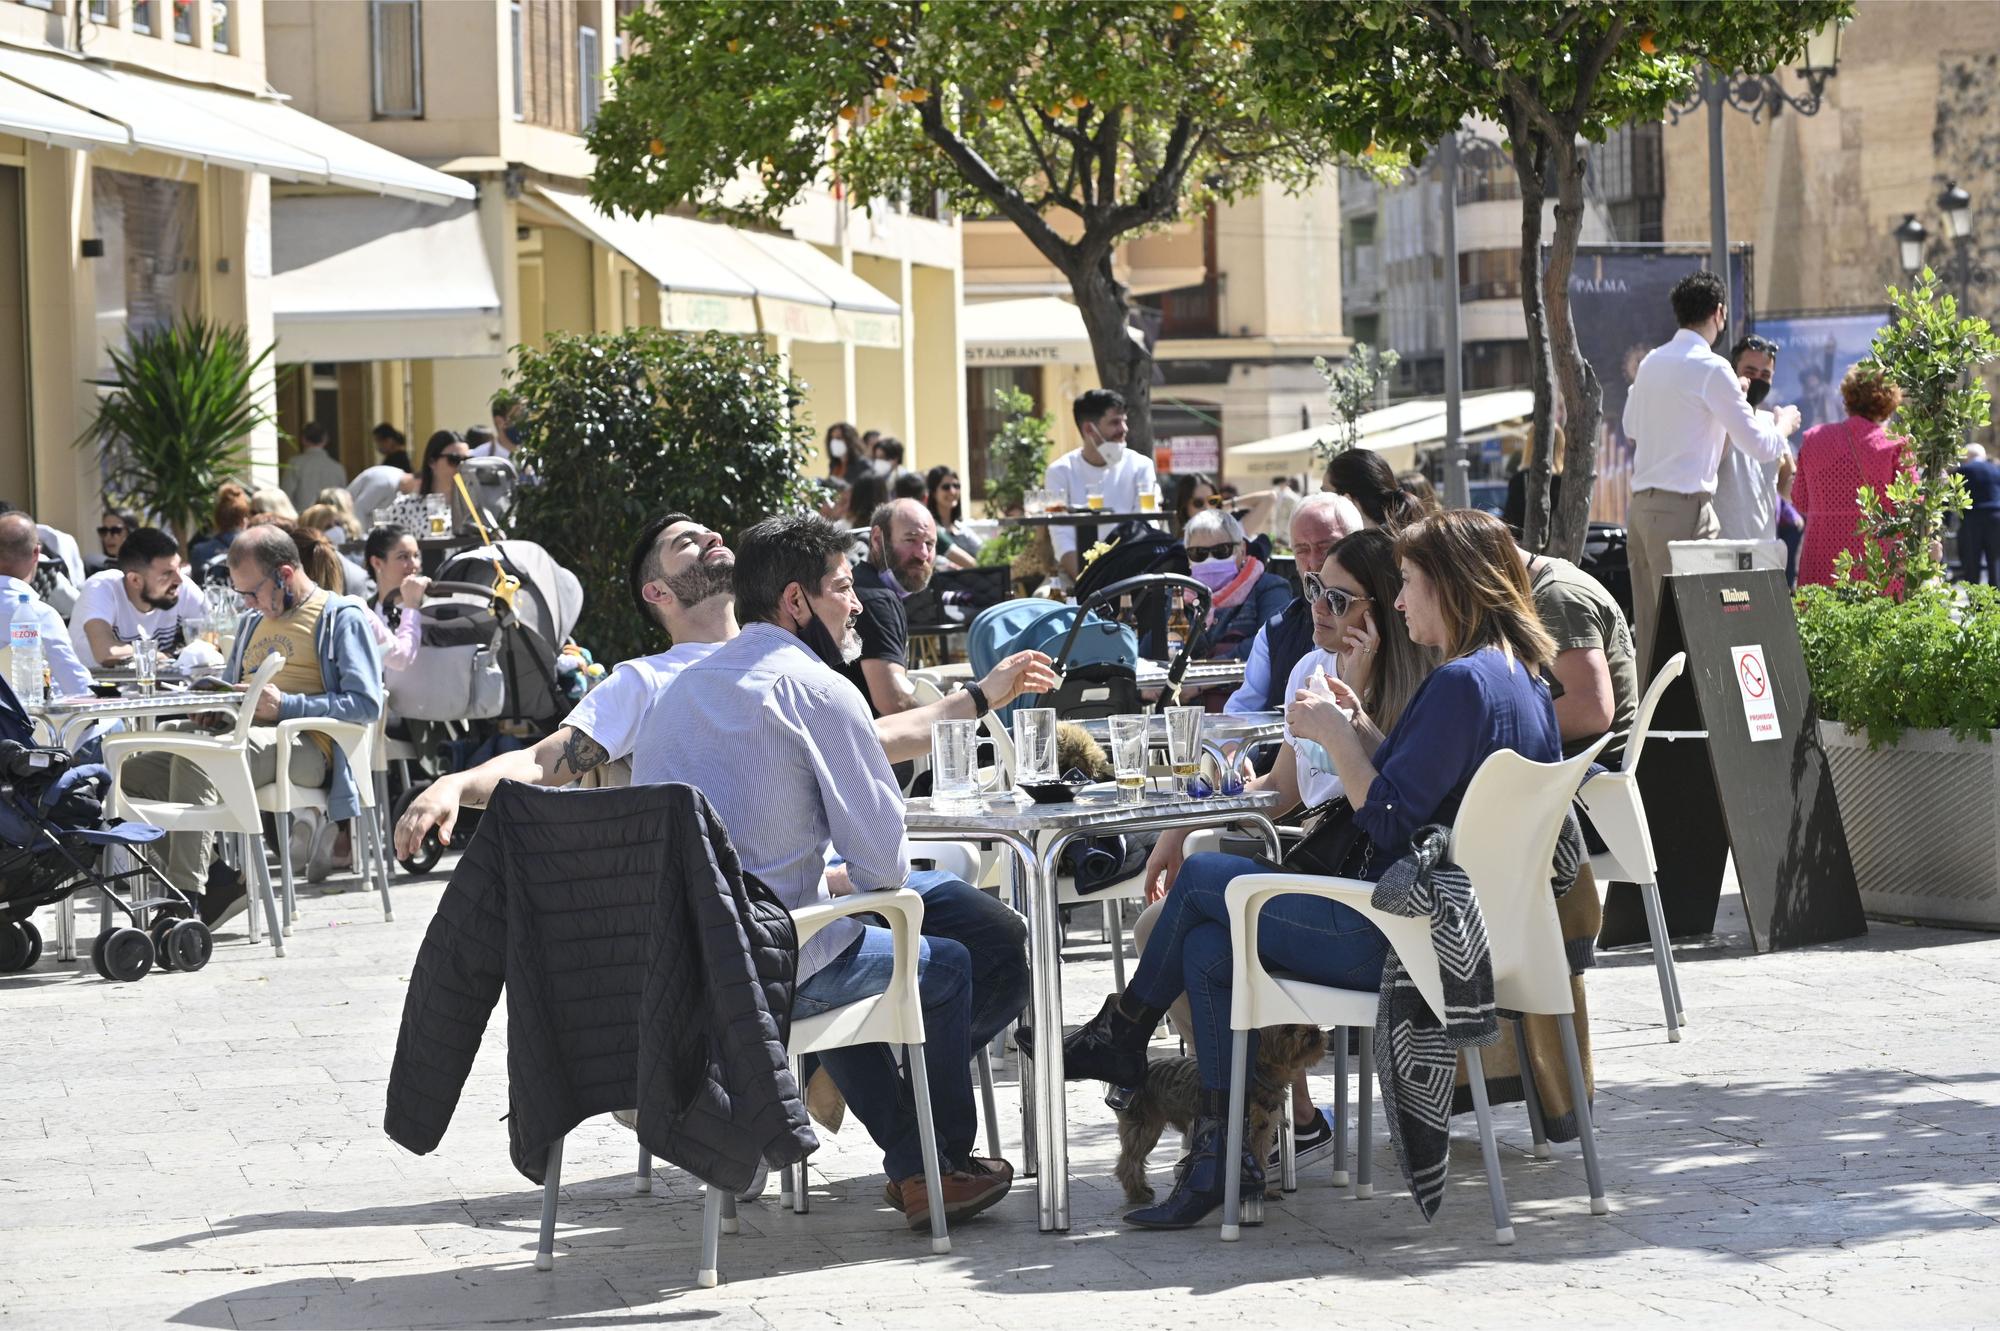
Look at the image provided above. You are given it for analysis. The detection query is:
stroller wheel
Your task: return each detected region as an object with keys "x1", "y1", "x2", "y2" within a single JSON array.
[
  {"x1": 0, "y1": 920, "x2": 34, "y2": 973},
  {"x1": 93, "y1": 926, "x2": 155, "y2": 983},
  {"x1": 149, "y1": 915, "x2": 180, "y2": 971},
  {"x1": 166, "y1": 920, "x2": 213, "y2": 973}
]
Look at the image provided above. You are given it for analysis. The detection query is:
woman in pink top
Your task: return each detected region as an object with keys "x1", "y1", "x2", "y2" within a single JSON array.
[
  {"x1": 362, "y1": 525, "x2": 428, "y2": 680},
  {"x1": 1792, "y1": 364, "x2": 1907, "y2": 587}
]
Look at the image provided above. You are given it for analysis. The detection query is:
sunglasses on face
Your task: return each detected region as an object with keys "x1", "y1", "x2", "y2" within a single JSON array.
[
  {"x1": 1201, "y1": 495, "x2": 1224, "y2": 509},
  {"x1": 1303, "y1": 573, "x2": 1373, "y2": 617},
  {"x1": 1186, "y1": 542, "x2": 1239, "y2": 563},
  {"x1": 97, "y1": 526, "x2": 126, "y2": 538},
  {"x1": 441, "y1": 452, "x2": 471, "y2": 466}
]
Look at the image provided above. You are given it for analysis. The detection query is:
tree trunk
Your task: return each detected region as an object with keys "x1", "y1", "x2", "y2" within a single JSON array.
[
  {"x1": 1068, "y1": 253, "x2": 1155, "y2": 455},
  {"x1": 1543, "y1": 132, "x2": 1602, "y2": 564},
  {"x1": 1509, "y1": 122, "x2": 1558, "y2": 554}
]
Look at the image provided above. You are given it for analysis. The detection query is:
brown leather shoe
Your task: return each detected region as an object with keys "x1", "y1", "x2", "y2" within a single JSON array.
[{"x1": 892, "y1": 1158, "x2": 1015, "y2": 1230}]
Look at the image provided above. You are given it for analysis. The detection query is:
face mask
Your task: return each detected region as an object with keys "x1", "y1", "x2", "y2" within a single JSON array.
[
  {"x1": 503, "y1": 423, "x2": 523, "y2": 447},
  {"x1": 1093, "y1": 436, "x2": 1125, "y2": 467},
  {"x1": 1746, "y1": 379, "x2": 1771, "y2": 408},
  {"x1": 795, "y1": 605, "x2": 861, "y2": 668},
  {"x1": 1189, "y1": 558, "x2": 1239, "y2": 592},
  {"x1": 828, "y1": 438, "x2": 848, "y2": 459}
]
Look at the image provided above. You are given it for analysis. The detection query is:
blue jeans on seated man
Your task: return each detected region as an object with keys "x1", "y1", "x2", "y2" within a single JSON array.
[
  {"x1": 1126, "y1": 851, "x2": 1388, "y2": 1091},
  {"x1": 793, "y1": 922, "x2": 976, "y2": 1181},
  {"x1": 904, "y1": 869, "x2": 1029, "y2": 1050}
]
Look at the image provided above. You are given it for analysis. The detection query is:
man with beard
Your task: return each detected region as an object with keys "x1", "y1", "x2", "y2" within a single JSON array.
[
  {"x1": 841, "y1": 498, "x2": 944, "y2": 718},
  {"x1": 1712, "y1": 334, "x2": 1795, "y2": 545},
  {"x1": 67, "y1": 526, "x2": 208, "y2": 669}
]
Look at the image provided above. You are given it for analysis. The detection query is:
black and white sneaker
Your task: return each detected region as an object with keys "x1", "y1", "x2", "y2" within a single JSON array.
[{"x1": 1270, "y1": 1105, "x2": 1338, "y2": 1173}]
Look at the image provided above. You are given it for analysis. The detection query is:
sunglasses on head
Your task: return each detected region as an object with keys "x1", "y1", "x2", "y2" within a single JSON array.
[
  {"x1": 1186, "y1": 541, "x2": 1239, "y2": 563},
  {"x1": 1303, "y1": 573, "x2": 1373, "y2": 617}
]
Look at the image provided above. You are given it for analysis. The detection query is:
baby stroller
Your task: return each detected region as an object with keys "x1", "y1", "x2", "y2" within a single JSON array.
[
  {"x1": 383, "y1": 538, "x2": 584, "y2": 873},
  {"x1": 0, "y1": 677, "x2": 209, "y2": 981}
]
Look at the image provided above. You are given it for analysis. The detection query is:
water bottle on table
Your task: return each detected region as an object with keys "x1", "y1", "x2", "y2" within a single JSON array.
[{"x1": 9, "y1": 598, "x2": 44, "y2": 702}]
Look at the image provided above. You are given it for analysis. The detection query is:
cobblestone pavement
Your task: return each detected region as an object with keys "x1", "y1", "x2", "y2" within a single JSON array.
[{"x1": 3, "y1": 856, "x2": 1998, "y2": 1331}]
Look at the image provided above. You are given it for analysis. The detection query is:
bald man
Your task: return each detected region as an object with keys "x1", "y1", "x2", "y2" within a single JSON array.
[
  {"x1": 0, "y1": 510, "x2": 94, "y2": 700},
  {"x1": 1224, "y1": 492, "x2": 1365, "y2": 714},
  {"x1": 841, "y1": 497, "x2": 942, "y2": 718}
]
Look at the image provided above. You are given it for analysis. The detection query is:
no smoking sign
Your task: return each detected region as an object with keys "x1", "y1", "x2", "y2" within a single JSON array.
[{"x1": 1732, "y1": 643, "x2": 1780, "y2": 741}]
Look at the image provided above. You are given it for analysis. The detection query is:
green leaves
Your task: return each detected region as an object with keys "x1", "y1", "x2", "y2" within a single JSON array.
[
  {"x1": 78, "y1": 315, "x2": 272, "y2": 549},
  {"x1": 1314, "y1": 344, "x2": 1399, "y2": 460},
  {"x1": 504, "y1": 329, "x2": 816, "y2": 664},
  {"x1": 1797, "y1": 582, "x2": 2000, "y2": 745},
  {"x1": 982, "y1": 384, "x2": 1055, "y2": 520}
]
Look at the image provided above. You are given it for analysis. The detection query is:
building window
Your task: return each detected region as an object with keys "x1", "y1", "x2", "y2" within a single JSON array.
[
  {"x1": 131, "y1": 0, "x2": 154, "y2": 34},
  {"x1": 212, "y1": 0, "x2": 231, "y2": 51},
  {"x1": 20, "y1": 0, "x2": 55, "y2": 12},
  {"x1": 91, "y1": 168, "x2": 199, "y2": 376},
  {"x1": 1459, "y1": 248, "x2": 1523, "y2": 303},
  {"x1": 577, "y1": 24, "x2": 600, "y2": 129},
  {"x1": 510, "y1": 1, "x2": 524, "y2": 120},
  {"x1": 966, "y1": 366, "x2": 1041, "y2": 503},
  {"x1": 172, "y1": 0, "x2": 193, "y2": 43},
  {"x1": 371, "y1": 0, "x2": 424, "y2": 120},
  {"x1": 88, "y1": 0, "x2": 109, "y2": 20}
]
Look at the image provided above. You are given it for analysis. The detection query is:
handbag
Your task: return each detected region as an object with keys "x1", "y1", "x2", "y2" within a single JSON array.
[{"x1": 1263, "y1": 794, "x2": 1378, "y2": 880}]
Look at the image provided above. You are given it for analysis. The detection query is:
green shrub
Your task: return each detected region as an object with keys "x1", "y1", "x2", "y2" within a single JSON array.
[
  {"x1": 981, "y1": 385, "x2": 1053, "y2": 520},
  {"x1": 1797, "y1": 582, "x2": 2000, "y2": 746},
  {"x1": 505, "y1": 329, "x2": 815, "y2": 665}
]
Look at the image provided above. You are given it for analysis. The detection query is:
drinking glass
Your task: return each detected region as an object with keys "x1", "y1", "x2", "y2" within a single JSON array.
[
  {"x1": 931, "y1": 719, "x2": 993, "y2": 807},
  {"x1": 1165, "y1": 706, "x2": 1204, "y2": 790},
  {"x1": 1086, "y1": 487, "x2": 1105, "y2": 512},
  {"x1": 424, "y1": 493, "x2": 450, "y2": 537},
  {"x1": 1024, "y1": 488, "x2": 1047, "y2": 517},
  {"x1": 131, "y1": 637, "x2": 158, "y2": 694},
  {"x1": 1014, "y1": 707, "x2": 1058, "y2": 785},
  {"x1": 1109, "y1": 714, "x2": 1150, "y2": 799},
  {"x1": 1138, "y1": 484, "x2": 1160, "y2": 513}
]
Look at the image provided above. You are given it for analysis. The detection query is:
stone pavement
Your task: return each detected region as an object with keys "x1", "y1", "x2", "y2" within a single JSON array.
[{"x1": 3, "y1": 856, "x2": 1998, "y2": 1331}]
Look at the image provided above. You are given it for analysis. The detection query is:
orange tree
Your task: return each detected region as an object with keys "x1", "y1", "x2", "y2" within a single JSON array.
[
  {"x1": 1251, "y1": 0, "x2": 1850, "y2": 557},
  {"x1": 587, "y1": 1, "x2": 1385, "y2": 455}
]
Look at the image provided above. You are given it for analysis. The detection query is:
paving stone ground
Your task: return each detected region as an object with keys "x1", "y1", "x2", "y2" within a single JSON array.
[{"x1": 3, "y1": 855, "x2": 1998, "y2": 1330}]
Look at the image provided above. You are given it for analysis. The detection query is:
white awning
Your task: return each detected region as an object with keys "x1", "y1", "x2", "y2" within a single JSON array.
[
  {"x1": 670, "y1": 222, "x2": 844, "y2": 343},
  {"x1": 271, "y1": 195, "x2": 502, "y2": 362},
  {"x1": 161, "y1": 83, "x2": 471, "y2": 205},
  {"x1": 526, "y1": 187, "x2": 759, "y2": 334},
  {"x1": 1224, "y1": 390, "x2": 1534, "y2": 475},
  {"x1": 963, "y1": 296, "x2": 1146, "y2": 366},
  {"x1": 739, "y1": 231, "x2": 902, "y2": 349},
  {"x1": 0, "y1": 47, "x2": 469, "y2": 204},
  {"x1": 0, "y1": 46, "x2": 324, "y2": 178},
  {"x1": 0, "y1": 71, "x2": 123, "y2": 150}
]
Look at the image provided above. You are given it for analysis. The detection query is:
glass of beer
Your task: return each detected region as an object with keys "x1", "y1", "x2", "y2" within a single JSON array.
[
  {"x1": 1109, "y1": 714, "x2": 1150, "y2": 800},
  {"x1": 1139, "y1": 484, "x2": 1160, "y2": 513},
  {"x1": 131, "y1": 636, "x2": 158, "y2": 695},
  {"x1": 1165, "y1": 706, "x2": 1204, "y2": 791},
  {"x1": 1086, "y1": 488, "x2": 1105, "y2": 512}
]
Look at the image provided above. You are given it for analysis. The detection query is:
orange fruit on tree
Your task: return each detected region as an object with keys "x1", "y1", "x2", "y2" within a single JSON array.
[
  {"x1": 986, "y1": 95, "x2": 1006, "y2": 110},
  {"x1": 882, "y1": 72, "x2": 899, "y2": 89},
  {"x1": 1171, "y1": 3, "x2": 1186, "y2": 18},
  {"x1": 1639, "y1": 31, "x2": 1657, "y2": 54},
  {"x1": 1068, "y1": 94, "x2": 1090, "y2": 109},
  {"x1": 648, "y1": 138, "x2": 665, "y2": 156},
  {"x1": 839, "y1": 105, "x2": 859, "y2": 121},
  {"x1": 900, "y1": 87, "x2": 929, "y2": 102},
  {"x1": 726, "y1": 38, "x2": 740, "y2": 53}
]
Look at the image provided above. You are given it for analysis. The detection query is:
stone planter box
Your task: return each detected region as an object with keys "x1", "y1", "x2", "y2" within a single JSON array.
[{"x1": 1818, "y1": 720, "x2": 2000, "y2": 929}]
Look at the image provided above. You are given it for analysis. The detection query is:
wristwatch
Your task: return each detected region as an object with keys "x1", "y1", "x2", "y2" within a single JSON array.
[{"x1": 963, "y1": 681, "x2": 991, "y2": 718}]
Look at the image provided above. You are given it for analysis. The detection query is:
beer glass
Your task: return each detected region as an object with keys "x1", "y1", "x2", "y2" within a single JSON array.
[
  {"x1": 1109, "y1": 714, "x2": 1149, "y2": 799},
  {"x1": 1165, "y1": 706, "x2": 1204, "y2": 788},
  {"x1": 1014, "y1": 707, "x2": 1058, "y2": 785},
  {"x1": 931, "y1": 719, "x2": 992, "y2": 807}
]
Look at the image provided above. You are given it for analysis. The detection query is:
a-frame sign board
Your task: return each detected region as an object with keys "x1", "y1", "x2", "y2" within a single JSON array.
[{"x1": 1601, "y1": 569, "x2": 1866, "y2": 954}]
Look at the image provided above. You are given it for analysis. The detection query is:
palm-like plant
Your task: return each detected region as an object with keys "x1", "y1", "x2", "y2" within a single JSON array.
[{"x1": 78, "y1": 315, "x2": 274, "y2": 547}]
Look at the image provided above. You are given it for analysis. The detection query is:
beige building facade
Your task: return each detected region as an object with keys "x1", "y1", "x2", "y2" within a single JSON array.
[
  {"x1": 960, "y1": 176, "x2": 1349, "y2": 496},
  {"x1": 265, "y1": 0, "x2": 967, "y2": 486}
]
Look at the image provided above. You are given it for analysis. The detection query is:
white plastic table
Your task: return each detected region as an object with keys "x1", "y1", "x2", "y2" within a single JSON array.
[{"x1": 905, "y1": 786, "x2": 1282, "y2": 1231}]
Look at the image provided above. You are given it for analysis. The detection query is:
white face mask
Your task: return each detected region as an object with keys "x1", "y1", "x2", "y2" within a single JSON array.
[
  {"x1": 1094, "y1": 436, "x2": 1125, "y2": 467},
  {"x1": 828, "y1": 439, "x2": 848, "y2": 460}
]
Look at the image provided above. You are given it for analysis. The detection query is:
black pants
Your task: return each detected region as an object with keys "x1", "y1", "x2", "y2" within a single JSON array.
[{"x1": 1959, "y1": 510, "x2": 2000, "y2": 585}]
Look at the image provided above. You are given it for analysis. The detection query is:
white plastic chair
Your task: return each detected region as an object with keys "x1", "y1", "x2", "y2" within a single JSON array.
[
  {"x1": 1221, "y1": 737, "x2": 1611, "y2": 1244},
  {"x1": 1576, "y1": 651, "x2": 1688, "y2": 1041},
  {"x1": 535, "y1": 888, "x2": 950, "y2": 1288},
  {"x1": 100, "y1": 653, "x2": 291, "y2": 957},
  {"x1": 258, "y1": 715, "x2": 393, "y2": 927}
]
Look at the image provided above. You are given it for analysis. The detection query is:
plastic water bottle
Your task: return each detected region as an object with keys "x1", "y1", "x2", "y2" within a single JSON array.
[{"x1": 10, "y1": 595, "x2": 44, "y2": 702}]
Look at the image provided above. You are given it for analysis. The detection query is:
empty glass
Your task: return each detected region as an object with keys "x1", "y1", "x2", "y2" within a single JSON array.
[
  {"x1": 1165, "y1": 706, "x2": 1204, "y2": 790},
  {"x1": 932, "y1": 719, "x2": 993, "y2": 807},
  {"x1": 1014, "y1": 707, "x2": 1058, "y2": 785},
  {"x1": 1109, "y1": 714, "x2": 1149, "y2": 799},
  {"x1": 130, "y1": 636, "x2": 158, "y2": 694}
]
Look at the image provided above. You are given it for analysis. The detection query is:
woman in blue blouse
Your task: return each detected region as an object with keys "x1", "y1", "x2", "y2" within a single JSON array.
[{"x1": 1053, "y1": 508, "x2": 1563, "y2": 1229}]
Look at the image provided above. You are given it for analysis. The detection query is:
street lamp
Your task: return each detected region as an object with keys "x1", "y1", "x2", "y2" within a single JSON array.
[
  {"x1": 1669, "y1": 19, "x2": 1847, "y2": 345},
  {"x1": 1895, "y1": 214, "x2": 1929, "y2": 277},
  {"x1": 1938, "y1": 180, "x2": 1972, "y2": 243}
]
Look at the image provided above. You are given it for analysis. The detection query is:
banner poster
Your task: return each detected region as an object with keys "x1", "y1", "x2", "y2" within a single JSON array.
[
  {"x1": 1750, "y1": 311, "x2": 1892, "y2": 434},
  {"x1": 1562, "y1": 245, "x2": 1751, "y2": 527}
]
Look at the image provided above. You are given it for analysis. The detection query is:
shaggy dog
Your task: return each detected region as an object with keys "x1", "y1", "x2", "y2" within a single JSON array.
[{"x1": 1114, "y1": 1025, "x2": 1328, "y2": 1204}]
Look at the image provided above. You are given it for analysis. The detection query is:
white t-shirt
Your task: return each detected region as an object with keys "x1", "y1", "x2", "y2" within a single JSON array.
[
  {"x1": 1280, "y1": 647, "x2": 1345, "y2": 809},
  {"x1": 67, "y1": 569, "x2": 208, "y2": 668},
  {"x1": 0, "y1": 574, "x2": 94, "y2": 699},
  {"x1": 1042, "y1": 445, "x2": 1160, "y2": 562},
  {"x1": 563, "y1": 640, "x2": 724, "y2": 763}
]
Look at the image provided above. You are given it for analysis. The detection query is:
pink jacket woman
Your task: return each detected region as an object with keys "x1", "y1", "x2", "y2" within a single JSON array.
[{"x1": 1791, "y1": 365, "x2": 1906, "y2": 587}]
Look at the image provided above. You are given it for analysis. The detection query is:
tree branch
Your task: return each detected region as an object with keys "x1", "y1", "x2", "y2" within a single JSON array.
[
  {"x1": 1561, "y1": 17, "x2": 1631, "y2": 129},
  {"x1": 916, "y1": 99, "x2": 1081, "y2": 273},
  {"x1": 1008, "y1": 101, "x2": 1079, "y2": 215}
]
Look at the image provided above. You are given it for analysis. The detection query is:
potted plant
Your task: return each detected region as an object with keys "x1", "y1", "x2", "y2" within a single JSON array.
[
  {"x1": 976, "y1": 384, "x2": 1055, "y2": 584},
  {"x1": 505, "y1": 328, "x2": 816, "y2": 666},
  {"x1": 78, "y1": 316, "x2": 274, "y2": 548},
  {"x1": 1797, "y1": 270, "x2": 2000, "y2": 927}
]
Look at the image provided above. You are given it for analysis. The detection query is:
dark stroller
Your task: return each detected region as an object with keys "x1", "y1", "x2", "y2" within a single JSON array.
[{"x1": 0, "y1": 676, "x2": 210, "y2": 981}]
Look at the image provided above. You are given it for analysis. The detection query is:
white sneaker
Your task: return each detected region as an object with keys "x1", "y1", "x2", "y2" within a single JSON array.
[
  {"x1": 286, "y1": 811, "x2": 321, "y2": 874},
  {"x1": 304, "y1": 815, "x2": 345, "y2": 883}
]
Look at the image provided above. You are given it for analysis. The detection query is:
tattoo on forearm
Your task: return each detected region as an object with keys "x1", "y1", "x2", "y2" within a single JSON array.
[{"x1": 558, "y1": 729, "x2": 609, "y2": 779}]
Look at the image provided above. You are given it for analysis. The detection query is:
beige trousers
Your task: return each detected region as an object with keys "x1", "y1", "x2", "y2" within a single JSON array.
[
  {"x1": 119, "y1": 724, "x2": 329, "y2": 896},
  {"x1": 1626, "y1": 487, "x2": 1718, "y2": 678}
]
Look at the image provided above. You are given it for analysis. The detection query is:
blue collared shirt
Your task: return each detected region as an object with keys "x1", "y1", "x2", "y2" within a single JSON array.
[{"x1": 635, "y1": 621, "x2": 911, "y2": 981}]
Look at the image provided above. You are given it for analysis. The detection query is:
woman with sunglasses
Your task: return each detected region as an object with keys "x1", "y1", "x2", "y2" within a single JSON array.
[
  {"x1": 85, "y1": 508, "x2": 141, "y2": 576},
  {"x1": 1171, "y1": 474, "x2": 1219, "y2": 534},
  {"x1": 398, "y1": 431, "x2": 472, "y2": 497},
  {"x1": 924, "y1": 465, "x2": 980, "y2": 570},
  {"x1": 1181, "y1": 508, "x2": 1291, "y2": 661}
]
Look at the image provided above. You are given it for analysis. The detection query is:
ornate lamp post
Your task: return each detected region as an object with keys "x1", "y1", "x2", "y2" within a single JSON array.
[{"x1": 1669, "y1": 20, "x2": 1846, "y2": 345}]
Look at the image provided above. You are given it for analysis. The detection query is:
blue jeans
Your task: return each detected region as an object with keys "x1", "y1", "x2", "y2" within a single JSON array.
[
  {"x1": 793, "y1": 923, "x2": 975, "y2": 1181},
  {"x1": 1127, "y1": 852, "x2": 1388, "y2": 1091},
  {"x1": 905, "y1": 869, "x2": 1029, "y2": 1050}
]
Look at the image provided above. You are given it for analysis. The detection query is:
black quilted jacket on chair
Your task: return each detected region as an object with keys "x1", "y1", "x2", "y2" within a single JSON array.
[{"x1": 383, "y1": 780, "x2": 817, "y2": 1193}]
